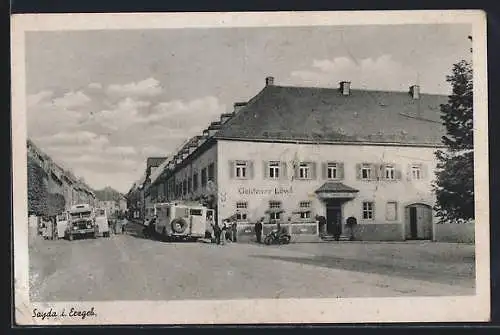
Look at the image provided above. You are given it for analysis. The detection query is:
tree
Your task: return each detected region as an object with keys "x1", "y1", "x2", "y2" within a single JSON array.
[
  {"x1": 433, "y1": 60, "x2": 474, "y2": 223},
  {"x1": 27, "y1": 156, "x2": 48, "y2": 216}
]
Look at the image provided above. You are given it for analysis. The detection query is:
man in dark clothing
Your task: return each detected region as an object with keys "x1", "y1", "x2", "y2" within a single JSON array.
[
  {"x1": 213, "y1": 221, "x2": 221, "y2": 245},
  {"x1": 255, "y1": 218, "x2": 263, "y2": 243}
]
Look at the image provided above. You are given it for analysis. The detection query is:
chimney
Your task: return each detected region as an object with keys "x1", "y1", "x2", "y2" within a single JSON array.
[
  {"x1": 265, "y1": 76, "x2": 275, "y2": 86},
  {"x1": 339, "y1": 81, "x2": 351, "y2": 96},
  {"x1": 202, "y1": 129, "x2": 209, "y2": 138},
  {"x1": 220, "y1": 112, "x2": 235, "y2": 124},
  {"x1": 233, "y1": 102, "x2": 248, "y2": 114},
  {"x1": 409, "y1": 85, "x2": 420, "y2": 100}
]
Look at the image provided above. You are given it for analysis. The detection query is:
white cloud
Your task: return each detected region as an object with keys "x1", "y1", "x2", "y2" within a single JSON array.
[
  {"x1": 27, "y1": 90, "x2": 54, "y2": 108},
  {"x1": 52, "y1": 91, "x2": 91, "y2": 109},
  {"x1": 105, "y1": 146, "x2": 137, "y2": 156},
  {"x1": 290, "y1": 54, "x2": 418, "y2": 92},
  {"x1": 106, "y1": 78, "x2": 163, "y2": 98},
  {"x1": 92, "y1": 97, "x2": 151, "y2": 131},
  {"x1": 37, "y1": 130, "x2": 109, "y2": 148},
  {"x1": 88, "y1": 82, "x2": 103, "y2": 89}
]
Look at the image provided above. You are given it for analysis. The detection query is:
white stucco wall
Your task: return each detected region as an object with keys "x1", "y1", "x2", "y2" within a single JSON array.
[{"x1": 216, "y1": 140, "x2": 439, "y2": 239}]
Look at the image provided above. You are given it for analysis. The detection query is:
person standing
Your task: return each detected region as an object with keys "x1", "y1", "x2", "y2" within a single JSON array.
[
  {"x1": 213, "y1": 220, "x2": 221, "y2": 245},
  {"x1": 255, "y1": 218, "x2": 263, "y2": 243},
  {"x1": 230, "y1": 219, "x2": 238, "y2": 243},
  {"x1": 316, "y1": 215, "x2": 326, "y2": 237},
  {"x1": 346, "y1": 215, "x2": 358, "y2": 241},
  {"x1": 221, "y1": 220, "x2": 228, "y2": 245}
]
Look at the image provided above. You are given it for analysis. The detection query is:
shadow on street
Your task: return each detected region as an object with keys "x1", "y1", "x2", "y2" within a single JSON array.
[{"x1": 251, "y1": 254, "x2": 475, "y2": 287}]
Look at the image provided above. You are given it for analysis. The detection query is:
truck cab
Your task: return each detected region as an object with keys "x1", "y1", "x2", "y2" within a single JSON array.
[{"x1": 66, "y1": 204, "x2": 98, "y2": 241}]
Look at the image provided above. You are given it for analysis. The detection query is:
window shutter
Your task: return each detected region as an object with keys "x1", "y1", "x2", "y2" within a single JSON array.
[
  {"x1": 421, "y1": 163, "x2": 428, "y2": 180},
  {"x1": 355, "y1": 163, "x2": 361, "y2": 180},
  {"x1": 406, "y1": 164, "x2": 412, "y2": 181},
  {"x1": 229, "y1": 161, "x2": 235, "y2": 179},
  {"x1": 310, "y1": 162, "x2": 317, "y2": 179},
  {"x1": 263, "y1": 161, "x2": 268, "y2": 179},
  {"x1": 280, "y1": 161, "x2": 288, "y2": 180},
  {"x1": 379, "y1": 164, "x2": 386, "y2": 180},
  {"x1": 395, "y1": 164, "x2": 402, "y2": 180},
  {"x1": 322, "y1": 163, "x2": 327, "y2": 179},
  {"x1": 294, "y1": 164, "x2": 300, "y2": 179},
  {"x1": 338, "y1": 162, "x2": 345, "y2": 179},
  {"x1": 248, "y1": 161, "x2": 254, "y2": 179},
  {"x1": 372, "y1": 164, "x2": 380, "y2": 181}
]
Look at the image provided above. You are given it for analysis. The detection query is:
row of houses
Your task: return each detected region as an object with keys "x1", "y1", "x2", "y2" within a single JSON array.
[
  {"x1": 126, "y1": 76, "x2": 449, "y2": 242},
  {"x1": 27, "y1": 139, "x2": 97, "y2": 210}
]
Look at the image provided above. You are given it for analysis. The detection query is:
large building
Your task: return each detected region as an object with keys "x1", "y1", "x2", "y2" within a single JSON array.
[{"x1": 134, "y1": 77, "x2": 448, "y2": 242}]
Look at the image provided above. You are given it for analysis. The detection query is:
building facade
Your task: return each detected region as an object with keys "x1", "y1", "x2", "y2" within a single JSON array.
[
  {"x1": 27, "y1": 139, "x2": 96, "y2": 211},
  {"x1": 134, "y1": 77, "x2": 447, "y2": 242}
]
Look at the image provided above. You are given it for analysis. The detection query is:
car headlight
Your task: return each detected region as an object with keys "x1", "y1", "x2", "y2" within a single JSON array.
[{"x1": 73, "y1": 226, "x2": 78, "y2": 230}]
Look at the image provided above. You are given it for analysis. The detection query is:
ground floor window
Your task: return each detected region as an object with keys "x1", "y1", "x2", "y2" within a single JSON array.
[
  {"x1": 298, "y1": 201, "x2": 312, "y2": 220},
  {"x1": 236, "y1": 201, "x2": 248, "y2": 221},
  {"x1": 268, "y1": 201, "x2": 282, "y2": 221},
  {"x1": 362, "y1": 201, "x2": 374, "y2": 220}
]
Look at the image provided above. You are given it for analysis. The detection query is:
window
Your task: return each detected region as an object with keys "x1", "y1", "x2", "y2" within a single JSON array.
[
  {"x1": 299, "y1": 201, "x2": 311, "y2": 208},
  {"x1": 298, "y1": 201, "x2": 311, "y2": 220},
  {"x1": 298, "y1": 163, "x2": 310, "y2": 179},
  {"x1": 193, "y1": 173, "x2": 199, "y2": 191},
  {"x1": 207, "y1": 163, "x2": 215, "y2": 181},
  {"x1": 235, "y1": 161, "x2": 247, "y2": 178},
  {"x1": 187, "y1": 177, "x2": 192, "y2": 193},
  {"x1": 384, "y1": 164, "x2": 395, "y2": 180},
  {"x1": 236, "y1": 201, "x2": 248, "y2": 221},
  {"x1": 190, "y1": 209, "x2": 203, "y2": 216},
  {"x1": 411, "y1": 165, "x2": 422, "y2": 180},
  {"x1": 361, "y1": 164, "x2": 372, "y2": 180},
  {"x1": 182, "y1": 180, "x2": 187, "y2": 195},
  {"x1": 236, "y1": 201, "x2": 248, "y2": 209},
  {"x1": 269, "y1": 201, "x2": 282, "y2": 221},
  {"x1": 201, "y1": 168, "x2": 207, "y2": 187},
  {"x1": 327, "y1": 163, "x2": 338, "y2": 179},
  {"x1": 386, "y1": 202, "x2": 397, "y2": 221},
  {"x1": 362, "y1": 202, "x2": 374, "y2": 220},
  {"x1": 268, "y1": 161, "x2": 280, "y2": 179}
]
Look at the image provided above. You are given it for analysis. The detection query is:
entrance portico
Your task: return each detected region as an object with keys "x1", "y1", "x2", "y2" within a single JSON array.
[{"x1": 315, "y1": 182, "x2": 359, "y2": 236}]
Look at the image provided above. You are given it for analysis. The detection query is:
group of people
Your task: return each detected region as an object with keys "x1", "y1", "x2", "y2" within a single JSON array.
[{"x1": 207, "y1": 214, "x2": 237, "y2": 245}]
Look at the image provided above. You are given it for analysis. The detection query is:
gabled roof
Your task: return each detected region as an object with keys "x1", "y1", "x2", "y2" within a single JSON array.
[
  {"x1": 146, "y1": 157, "x2": 168, "y2": 170},
  {"x1": 214, "y1": 85, "x2": 448, "y2": 146}
]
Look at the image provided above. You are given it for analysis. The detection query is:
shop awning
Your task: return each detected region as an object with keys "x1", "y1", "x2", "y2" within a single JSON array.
[{"x1": 315, "y1": 182, "x2": 359, "y2": 199}]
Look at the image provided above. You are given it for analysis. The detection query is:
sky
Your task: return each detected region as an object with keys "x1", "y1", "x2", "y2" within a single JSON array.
[{"x1": 25, "y1": 24, "x2": 472, "y2": 194}]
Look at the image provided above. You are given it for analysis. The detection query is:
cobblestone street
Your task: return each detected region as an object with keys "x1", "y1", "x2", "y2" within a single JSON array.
[{"x1": 29, "y1": 221, "x2": 475, "y2": 302}]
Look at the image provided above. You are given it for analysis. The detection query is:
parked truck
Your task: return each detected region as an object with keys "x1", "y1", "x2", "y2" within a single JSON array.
[{"x1": 65, "y1": 204, "x2": 98, "y2": 241}]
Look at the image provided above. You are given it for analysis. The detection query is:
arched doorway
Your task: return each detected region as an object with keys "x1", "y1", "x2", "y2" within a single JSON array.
[{"x1": 404, "y1": 203, "x2": 433, "y2": 240}]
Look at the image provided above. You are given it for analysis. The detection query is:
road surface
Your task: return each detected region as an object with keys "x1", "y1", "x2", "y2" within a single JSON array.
[{"x1": 29, "y1": 221, "x2": 475, "y2": 301}]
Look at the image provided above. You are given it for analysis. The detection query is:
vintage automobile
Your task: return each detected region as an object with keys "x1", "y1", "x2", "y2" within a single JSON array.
[
  {"x1": 56, "y1": 211, "x2": 69, "y2": 239},
  {"x1": 95, "y1": 208, "x2": 111, "y2": 238},
  {"x1": 153, "y1": 201, "x2": 214, "y2": 242},
  {"x1": 65, "y1": 204, "x2": 98, "y2": 241}
]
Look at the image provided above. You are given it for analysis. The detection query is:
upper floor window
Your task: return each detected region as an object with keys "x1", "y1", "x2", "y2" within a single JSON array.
[
  {"x1": 362, "y1": 202, "x2": 375, "y2": 220},
  {"x1": 207, "y1": 163, "x2": 215, "y2": 181},
  {"x1": 269, "y1": 201, "x2": 281, "y2": 209},
  {"x1": 193, "y1": 173, "x2": 199, "y2": 191},
  {"x1": 268, "y1": 161, "x2": 280, "y2": 179},
  {"x1": 299, "y1": 201, "x2": 311, "y2": 208},
  {"x1": 327, "y1": 162, "x2": 338, "y2": 179},
  {"x1": 235, "y1": 161, "x2": 247, "y2": 179},
  {"x1": 201, "y1": 168, "x2": 208, "y2": 187},
  {"x1": 295, "y1": 162, "x2": 316, "y2": 180},
  {"x1": 236, "y1": 201, "x2": 248, "y2": 209},
  {"x1": 361, "y1": 164, "x2": 372, "y2": 180},
  {"x1": 411, "y1": 165, "x2": 422, "y2": 180},
  {"x1": 384, "y1": 164, "x2": 395, "y2": 180}
]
